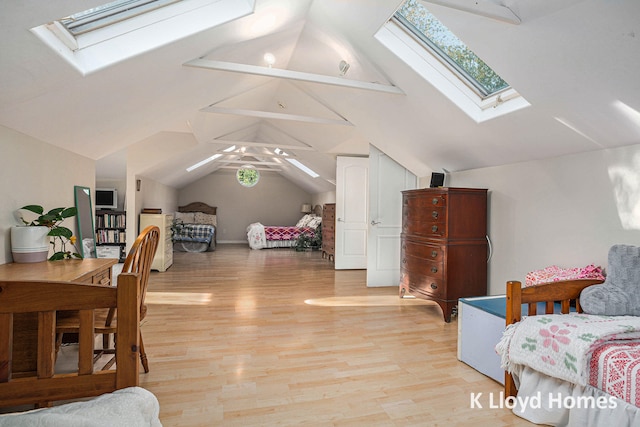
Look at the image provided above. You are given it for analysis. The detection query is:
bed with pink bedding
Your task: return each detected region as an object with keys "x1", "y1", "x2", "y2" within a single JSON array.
[{"x1": 246, "y1": 214, "x2": 320, "y2": 249}]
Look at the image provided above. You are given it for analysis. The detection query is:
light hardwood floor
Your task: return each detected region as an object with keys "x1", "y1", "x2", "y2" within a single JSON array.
[{"x1": 139, "y1": 244, "x2": 533, "y2": 426}]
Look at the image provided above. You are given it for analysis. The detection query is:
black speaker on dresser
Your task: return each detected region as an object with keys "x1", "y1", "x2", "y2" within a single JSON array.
[{"x1": 429, "y1": 172, "x2": 445, "y2": 188}]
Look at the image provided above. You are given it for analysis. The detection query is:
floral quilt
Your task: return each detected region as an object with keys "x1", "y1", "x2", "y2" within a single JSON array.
[
  {"x1": 247, "y1": 223, "x2": 267, "y2": 250},
  {"x1": 497, "y1": 313, "x2": 640, "y2": 387}
]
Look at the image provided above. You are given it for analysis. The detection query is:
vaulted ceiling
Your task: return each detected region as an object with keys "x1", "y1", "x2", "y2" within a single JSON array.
[{"x1": 2, "y1": 0, "x2": 640, "y2": 194}]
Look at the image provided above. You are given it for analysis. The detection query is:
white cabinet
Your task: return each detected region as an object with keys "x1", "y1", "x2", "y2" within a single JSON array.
[{"x1": 139, "y1": 213, "x2": 173, "y2": 272}]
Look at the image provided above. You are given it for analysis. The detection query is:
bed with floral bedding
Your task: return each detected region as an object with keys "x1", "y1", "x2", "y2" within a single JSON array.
[
  {"x1": 496, "y1": 245, "x2": 640, "y2": 426},
  {"x1": 246, "y1": 214, "x2": 321, "y2": 249}
]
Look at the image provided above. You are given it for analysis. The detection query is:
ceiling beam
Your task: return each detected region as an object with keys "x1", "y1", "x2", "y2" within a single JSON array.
[
  {"x1": 220, "y1": 149, "x2": 297, "y2": 158},
  {"x1": 210, "y1": 139, "x2": 316, "y2": 152},
  {"x1": 219, "y1": 166, "x2": 281, "y2": 172},
  {"x1": 184, "y1": 59, "x2": 405, "y2": 95},
  {"x1": 219, "y1": 160, "x2": 283, "y2": 166},
  {"x1": 200, "y1": 106, "x2": 353, "y2": 126}
]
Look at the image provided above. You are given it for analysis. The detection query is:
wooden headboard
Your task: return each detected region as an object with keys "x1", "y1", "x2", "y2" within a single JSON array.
[{"x1": 178, "y1": 202, "x2": 216, "y2": 216}]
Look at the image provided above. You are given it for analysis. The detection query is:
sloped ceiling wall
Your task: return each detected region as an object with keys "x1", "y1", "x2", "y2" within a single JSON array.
[{"x1": 1, "y1": 0, "x2": 639, "y2": 193}]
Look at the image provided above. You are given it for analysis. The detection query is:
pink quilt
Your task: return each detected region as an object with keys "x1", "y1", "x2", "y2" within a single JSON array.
[
  {"x1": 589, "y1": 340, "x2": 640, "y2": 407},
  {"x1": 264, "y1": 226, "x2": 314, "y2": 241}
]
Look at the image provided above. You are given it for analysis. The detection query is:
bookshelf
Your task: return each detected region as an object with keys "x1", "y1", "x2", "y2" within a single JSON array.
[{"x1": 95, "y1": 209, "x2": 126, "y2": 262}]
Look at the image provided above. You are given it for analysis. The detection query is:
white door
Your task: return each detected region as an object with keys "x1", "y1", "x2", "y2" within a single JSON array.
[
  {"x1": 335, "y1": 156, "x2": 368, "y2": 270},
  {"x1": 367, "y1": 146, "x2": 417, "y2": 287}
]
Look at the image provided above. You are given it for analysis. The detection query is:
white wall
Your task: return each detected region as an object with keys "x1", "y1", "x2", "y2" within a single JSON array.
[
  {"x1": 179, "y1": 169, "x2": 312, "y2": 243},
  {"x1": 0, "y1": 125, "x2": 95, "y2": 264},
  {"x1": 97, "y1": 176, "x2": 179, "y2": 251},
  {"x1": 448, "y1": 143, "x2": 640, "y2": 295},
  {"x1": 311, "y1": 191, "x2": 336, "y2": 210},
  {"x1": 135, "y1": 177, "x2": 179, "y2": 231}
]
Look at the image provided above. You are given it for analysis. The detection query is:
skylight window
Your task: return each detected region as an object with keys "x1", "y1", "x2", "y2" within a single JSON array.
[
  {"x1": 186, "y1": 154, "x2": 222, "y2": 172},
  {"x1": 31, "y1": 0, "x2": 255, "y2": 75},
  {"x1": 395, "y1": 0, "x2": 508, "y2": 98},
  {"x1": 59, "y1": 0, "x2": 179, "y2": 36},
  {"x1": 375, "y1": 0, "x2": 529, "y2": 122},
  {"x1": 286, "y1": 159, "x2": 319, "y2": 178}
]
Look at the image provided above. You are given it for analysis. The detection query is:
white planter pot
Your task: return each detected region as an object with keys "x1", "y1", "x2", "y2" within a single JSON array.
[{"x1": 11, "y1": 226, "x2": 50, "y2": 263}]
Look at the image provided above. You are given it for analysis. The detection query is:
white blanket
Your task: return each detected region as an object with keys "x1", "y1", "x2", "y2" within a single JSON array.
[
  {"x1": 496, "y1": 313, "x2": 640, "y2": 386},
  {"x1": 0, "y1": 387, "x2": 162, "y2": 427},
  {"x1": 246, "y1": 222, "x2": 266, "y2": 250}
]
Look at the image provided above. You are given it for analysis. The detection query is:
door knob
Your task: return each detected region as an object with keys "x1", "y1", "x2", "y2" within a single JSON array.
[{"x1": 371, "y1": 220, "x2": 381, "y2": 226}]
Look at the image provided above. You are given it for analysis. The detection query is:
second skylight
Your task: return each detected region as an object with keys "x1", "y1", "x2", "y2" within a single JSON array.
[{"x1": 395, "y1": 0, "x2": 509, "y2": 98}]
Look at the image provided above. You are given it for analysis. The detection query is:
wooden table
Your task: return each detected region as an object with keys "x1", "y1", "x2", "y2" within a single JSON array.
[{"x1": 0, "y1": 258, "x2": 118, "y2": 375}]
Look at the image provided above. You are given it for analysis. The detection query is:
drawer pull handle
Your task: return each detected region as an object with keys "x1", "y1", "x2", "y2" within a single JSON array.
[
  {"x1": 430, "y1": 283, "x2": 438, "y2": 290},
  {"x1": 432, "y1": 198, "x2": 439, "y2": 205},
  {"x1": 431, "y1": 225, "x2": 438, "y2": 233},
  {"x1": 431, "y1": 267, "x2": 438, "y2": 273},
  {"x1": 431, "y1": 250, "x2": 438, "y2": 258},
  {"x1": 402, "y1": 258, "x2": 407, "y2": 264},
  {"x1": 432, "y1": 211, "x2": 438, "y2": 219}
]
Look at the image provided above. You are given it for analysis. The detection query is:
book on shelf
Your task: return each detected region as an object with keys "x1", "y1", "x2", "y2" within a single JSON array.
[
  {"x1": 96, "y1": 212, "x2": 126, "y2": 228},
  {"x1": 96, "y1": 229, "x2": 126, "y2": 244}
]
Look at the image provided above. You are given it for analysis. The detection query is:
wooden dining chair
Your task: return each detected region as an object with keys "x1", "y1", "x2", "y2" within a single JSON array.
[{"x1": 56, "y1": 225, "x2": 160, "y2": 373}]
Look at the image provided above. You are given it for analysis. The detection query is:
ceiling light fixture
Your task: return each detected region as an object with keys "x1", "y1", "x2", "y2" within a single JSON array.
[
  {"x1": 263, "y1": 52, "x2": 275, "y2": 68},
  {"x1": 339, "y1": 60, "x2": 350, "y2": 76},
  {"x1": 186, "y1": 153, "x2": 222, "y2": 172},
  {"x1": 223, "y1": 145, "x2": 236, "y2": 152},
  {"x1": 274, "y1": 148, "x2": 289, "y2": 156}
]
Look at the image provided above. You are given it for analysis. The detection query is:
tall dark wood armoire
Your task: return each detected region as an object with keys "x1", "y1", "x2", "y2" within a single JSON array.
[
  {"x1": 321, "y1": 203, "x2": 336, "y2": 261},
  {"x1": 399, "y1": 187, "x2": 488, "y2": 322}
]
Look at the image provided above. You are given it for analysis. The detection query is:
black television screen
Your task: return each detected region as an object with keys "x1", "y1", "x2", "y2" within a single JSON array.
[{"x1": 95, "y1": 188, "x2": 118, "y2": 210}]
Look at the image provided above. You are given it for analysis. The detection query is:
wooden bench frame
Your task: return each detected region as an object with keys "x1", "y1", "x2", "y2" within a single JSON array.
[{"x1": 0, "y1": 272, "x2": 140, "y2": 407}]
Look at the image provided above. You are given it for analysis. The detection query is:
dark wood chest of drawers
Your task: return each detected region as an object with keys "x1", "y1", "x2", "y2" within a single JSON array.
[
  {"x1": 400, "y1": 187, "x2": 488, "y2": 322},
  {"x1": 322, "y1": 203, "x2": 335, "y2": 261}
]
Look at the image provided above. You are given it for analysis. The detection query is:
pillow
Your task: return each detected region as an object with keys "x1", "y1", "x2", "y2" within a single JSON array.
[
  {"x1": 296, "y1": 214, "x2": 313, "y2": 227},
  {"x1": 524, "y1": 264, "x2": 604, "y2": 287},
  {"x1": 581, "y1": 244, "x2": 640, "y2": 316},
  {"x1": 174, "y1": 212, "x2": 195, "y2": 223},
  {"x1": 307, "y1": 216, "x2": 322, "y2": 229},
  {"x1": 194, "y1": 212, "x2": 217, "y2": 227}
]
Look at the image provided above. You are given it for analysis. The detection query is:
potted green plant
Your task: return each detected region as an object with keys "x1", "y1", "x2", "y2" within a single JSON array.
[
  {"x1": 12, "y1": 205, "x2": 82, "y2": 262},
  {"x1": 294, "y1": 224, "x2": 322, "y2": 251}
]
